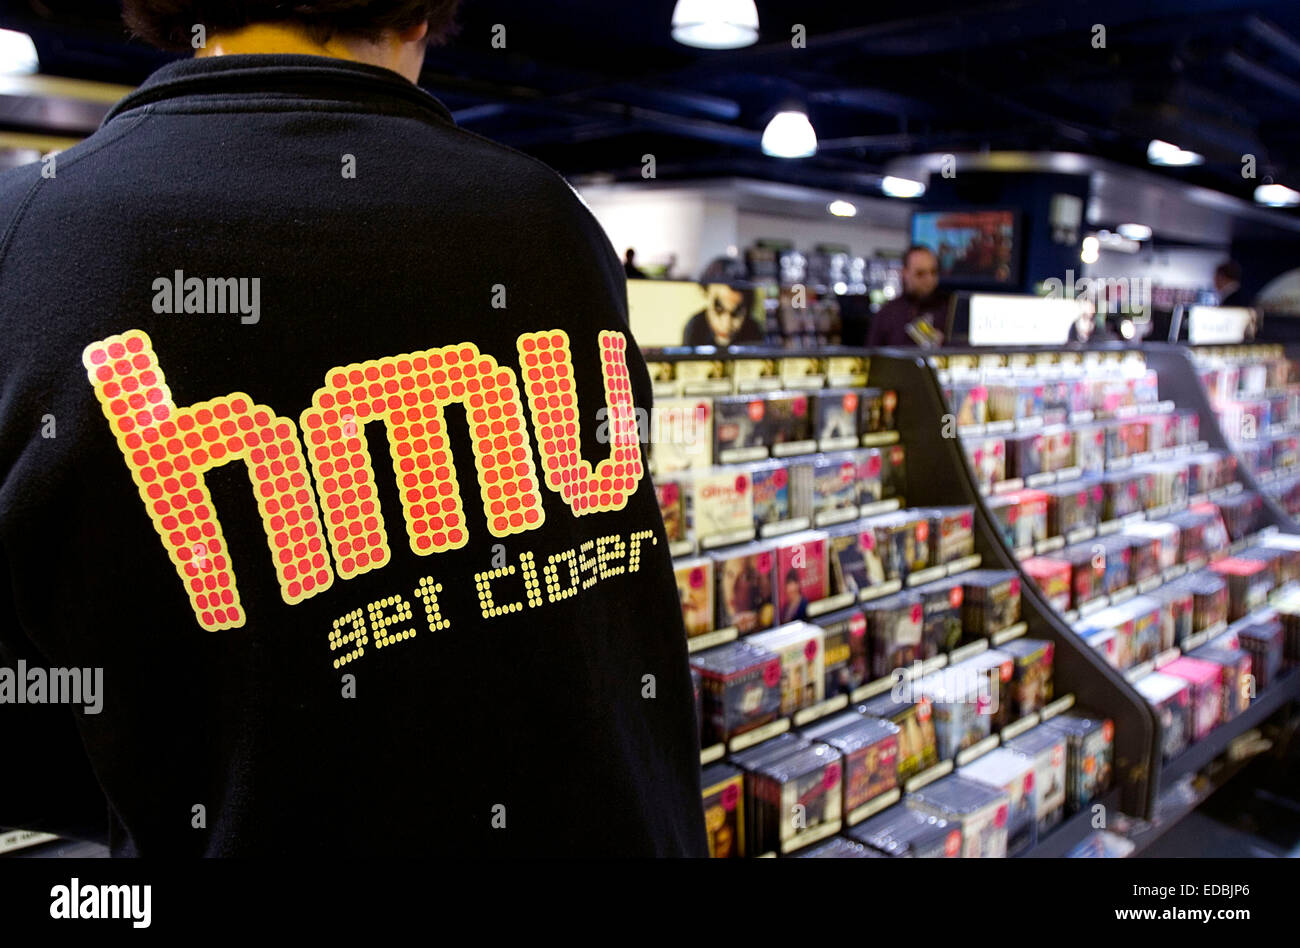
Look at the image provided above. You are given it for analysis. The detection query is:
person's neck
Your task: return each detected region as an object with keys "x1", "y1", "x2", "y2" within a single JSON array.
[{"x1": 196, "y1": 22, "x2": 415, "y2": 82}]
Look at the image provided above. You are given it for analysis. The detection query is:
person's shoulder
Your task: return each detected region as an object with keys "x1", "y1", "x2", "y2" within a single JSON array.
[
  {"x1": 437, "y1": 122, "x2": 596, "y2": 215},
  {"x1": 874, "y1": 296, "x2": 910, "y2": 319},
  {"x1": 0, "y1": 161, "x2": 45, "y2": 240}
]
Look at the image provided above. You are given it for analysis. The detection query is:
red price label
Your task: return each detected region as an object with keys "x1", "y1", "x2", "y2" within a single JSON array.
[
  {"x1": 792, "y1": 396, "x2": 808, "y2": 416},
  {"x1": 762, "y1": 661, "x2": 781, "y2": 688},
  {"x1": 944, "y1": 831, "x2": 962, "y2": 857},
  {"x1": 917, "y1": 522, "x2": 930, "y2": 543},
  {"x1": 734, "y1": 474, "x2": 749, "y2": 493},
  {"x1": 721, "y1": 784, "x2": 739, "y2": 811},
  {"x1": 949, "y1": 587, "x2": 964, "y2": 608},
  {"x1": 689, "y1": 567, "x2": 705, "y2": 589},
  {"x1": 861, "y1": 531, "x2": 875, "y2": 551},
  {"x1": 804, "y1": 639, "x2": 819, "y2": 661},
  {"x1": 662, "y1": 483, "x2": 679, "y2": 506},
  {"x1": 840, "y1": 463, "x2": 855, "y2": 483},
  {"x1": 1102, "y1": 720, "x2": 1114, "y2": 743},
  {"x1": 1010, "y1": 578, "x2": 1021, "y2": 597},
  {"x1": 911, "y1": 604, "x2": 924, "y2": 624},
  {"x1": 961, "y1": 512, "x2": 973, "y2": 529},
  {"x1": 772, "y1": 468, "x2": 788, "y2": 489},
  {"x1": 844, "y1": 393, "x2": 858, "y2": 413},
  {"x1": 867, "y1": 455, "x2": 882, "y2": 477},
  {"x1": 757, "y1": 552, "x2": 773, "y2": 572},
  {"x1": 823, "y1": 763, "x2": 841, "y2": 789},
  {"x1": 748, "y1": 400, "x2": 765, "y2": 422}
]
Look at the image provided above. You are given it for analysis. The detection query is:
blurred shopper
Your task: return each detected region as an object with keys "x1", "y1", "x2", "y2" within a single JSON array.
[
  {"x1": 1215, "y1": 259, "x2": 1246, "y2": 307},
  {"x1": 0, "y1": 1, "x2": 707, "y2": 858},
  {"x1": 623, "y1": 247, "x2": 647, "y2": 279},
  {"x1": 867, "y1": 245, "x2": 951, "y2": 346}
]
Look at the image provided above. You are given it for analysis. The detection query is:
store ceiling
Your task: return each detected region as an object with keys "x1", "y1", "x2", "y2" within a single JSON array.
[{"x1": 7, "y1": 0, "x2": 1300, "y2": 241}]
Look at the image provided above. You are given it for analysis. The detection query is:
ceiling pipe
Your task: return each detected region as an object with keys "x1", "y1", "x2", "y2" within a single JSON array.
[
  {"x1": 1224, "y1": 49, "x2": 1300, "y2": 104},
  {"x1": 1243, "y1": 15, "x2": 1300, "y2": 67}
]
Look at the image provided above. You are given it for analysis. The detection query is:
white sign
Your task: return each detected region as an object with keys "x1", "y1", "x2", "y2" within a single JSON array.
[
  {"x1": 968, "y1": 294, "x2": 1088, "y2": 346},
  {"x1": 1187, "y1": 306, "x2": 1256, "y2": 345}
]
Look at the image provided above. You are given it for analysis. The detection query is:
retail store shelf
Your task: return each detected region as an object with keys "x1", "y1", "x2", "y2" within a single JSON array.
[{"x1": 1156, "y1": 668, "x2": 1300, "y2": 791}]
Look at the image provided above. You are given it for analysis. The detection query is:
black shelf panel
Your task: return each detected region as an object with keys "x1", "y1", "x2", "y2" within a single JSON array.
[
  {"x1": 1023, "y1": 788, "x2": 1120, "y2": 858},
  {"x1": 1157, "y1": 668, "x2": 1300, "y2": 791}
]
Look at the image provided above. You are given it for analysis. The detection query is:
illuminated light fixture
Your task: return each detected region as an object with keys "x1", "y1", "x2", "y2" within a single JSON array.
[
  {"x1": 833, "y1": 281, "x2": 848, "y2": 295},
  {"x1": 1117, "y1": 223, "x2": 1152, "y2": 241},
  {"x1": 0, "y1": 29, "x2": 38, "y2": 76},
  {"x1": 881, "y1": 176, "x2": 925, "y2": 199},
  {"x1": 761, "y1": 110, "x2": 817, "y2": 158},
  {"x1": 1119, "y1": 319, "x2": 1135, "y2": 340},
  {"x1": 1081, "y1": 235, "x2": 1100, "y2": 265},
  {"x1": 828, "y1": 200, "x2": 857, "y2": 217},
  {"x1": 671, "y1": 0, "x2": 759, "y2": 49},
  {"x1": 1254, "y1": 183, "x2": 1300, "y2": 207},
  {"x1": 1146, "y1": 139, "x2": 1204, "y2": 167}
]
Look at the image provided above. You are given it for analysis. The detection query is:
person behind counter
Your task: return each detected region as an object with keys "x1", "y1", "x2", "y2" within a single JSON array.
[{"x1": 866, "y1": 245, "x2": 951, "y2": 347}]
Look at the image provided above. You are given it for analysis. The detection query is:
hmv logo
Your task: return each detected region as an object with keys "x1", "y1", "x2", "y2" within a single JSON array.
[{"x1": 82, "y1": 327, "x2": 644, "y2": 631}]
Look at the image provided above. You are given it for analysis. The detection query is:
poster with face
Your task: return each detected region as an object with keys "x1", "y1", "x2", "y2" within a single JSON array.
[{"x1": 626, "y1": 280, "x2": 767, "y2": 347}]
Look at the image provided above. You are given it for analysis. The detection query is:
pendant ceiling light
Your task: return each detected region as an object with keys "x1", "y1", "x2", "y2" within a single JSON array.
[
  {"x1": 761, "y1": 110, "x2": 817, "y2": 158},
  {"x1": 671, "y1": 0, "x2": 760, "y2": 49}
]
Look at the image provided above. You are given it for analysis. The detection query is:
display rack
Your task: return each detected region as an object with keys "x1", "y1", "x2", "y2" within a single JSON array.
[
  {"x1": 649, "y1": 345, "x2": 1147, "y2": 857},
  {"x1": 868, "y1": 349, "x2": 1157, "y2": 821},
  {"x1": 649, "y1": 341, "x2": 1298, "y2": 857},
  {"x1": 912, "y1": 341, "x2": 1300, "y2": 834}
]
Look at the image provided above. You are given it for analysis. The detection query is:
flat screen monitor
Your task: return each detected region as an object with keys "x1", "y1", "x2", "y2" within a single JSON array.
[{"x1": 910, "y1": 209, "x2": 1020, "y2": 288}]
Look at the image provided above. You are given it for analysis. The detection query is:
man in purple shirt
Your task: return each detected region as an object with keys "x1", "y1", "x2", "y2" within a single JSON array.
[{"x1": 867, "y1": 245, "x2": 951, "y2": 347}]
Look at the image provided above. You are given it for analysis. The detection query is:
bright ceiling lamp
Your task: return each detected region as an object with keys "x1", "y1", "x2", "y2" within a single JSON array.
[
  {"x1": 1117, "y1": 223, "x2": 1152, "y2": 240},
  {"x1": 1255, "y1": 183, "x2": 1300, "y2": 207},
  {"x1": 1146, "y1": 139, "x2": 1203, "y2": 167},
  {"x1": 0, "y1": 29, "x2": 38, "y2": 76},
  {"x1": 671, "y1": 0, "x2": 759, "y2": 49},
  {"x1": 1081, "y1": 235, "x2": 1100, "y2": 264},
  {"x1": 762, "y1": 110, "x2": 817, "y2": 158},
  {"x1": 881, "y1": 176, "x2": 925, "y2": 199},
  {"x1": 828, "y1": 200, "x2": 857, "y2": 217}
]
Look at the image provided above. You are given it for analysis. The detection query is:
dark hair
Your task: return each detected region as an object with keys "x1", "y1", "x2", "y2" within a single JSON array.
[
  {"x1": 903, "y1": 244, "x2": 937, "y2": 268},
  {"x1": 122, "y1": 1, "x2": 461, "y2": 51},
  {"x1": 1215, "y1": 259, "x2": 1242, "y2": 283}
]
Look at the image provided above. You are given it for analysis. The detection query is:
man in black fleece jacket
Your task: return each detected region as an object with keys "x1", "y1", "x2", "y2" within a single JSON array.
[{"x1": 0, "y1": 2, "x2": 707, "y2": 856}]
